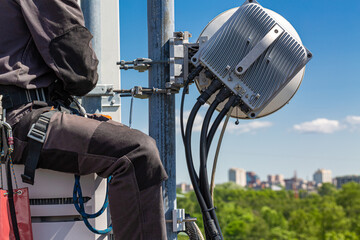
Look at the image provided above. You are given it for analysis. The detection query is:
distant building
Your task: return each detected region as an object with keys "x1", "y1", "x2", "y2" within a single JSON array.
[
  {"x1": 335, "y1": 175, "x2": 360, "y2": 189},
  {"x1": 268, "y1": 174, "x2": 285, "y2": 187},
  {"x1": 268, "y1": 175, "x2": 275, "y2": 183},
  {"x1": 313, "y1": 169, "x2": 332, "y2": 185},
  {"x1": 177, "y1": 183, "x2": 193, "y2": 193},
  {"x1": 229, "y1": 168, "x2": 246, "y2": 187},
  {"x1": 284, "y1": 172, "x2": 307, "y2": 191},
  {"x1": 246, "y1": 171, "x2": 261, "y2": 187}
]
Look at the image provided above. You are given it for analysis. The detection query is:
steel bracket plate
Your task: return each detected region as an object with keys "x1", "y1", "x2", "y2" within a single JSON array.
[
  {"x1": 235, "y1": 24, "x2": 284, "y2": 75},
  {"x1": 172, "y1": 209, "x2": 186, "y2": 232},
  {"x1": 85, "y1": 84, "x2": 121, "y2": 107},
  {"x1": 169, "y1": 32, "x2": 192, "y2": 89}
]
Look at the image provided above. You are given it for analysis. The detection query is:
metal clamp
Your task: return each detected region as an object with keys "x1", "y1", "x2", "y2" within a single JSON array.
[
  {"x1": 86, "y1": 84, "x2": 121, "y2": 107},
  {"x1": 168, "y1": 31, "x2": 194, "y2": 89},
  {"x1": 114, "y1": 86, "x2": 178, "y2": 99},
  {"x1": 117, "y1": 58, "x2": 169, "y2": 73},
  {"x1": 165, "y1": 209, "x2": 197, "y2": 232}
]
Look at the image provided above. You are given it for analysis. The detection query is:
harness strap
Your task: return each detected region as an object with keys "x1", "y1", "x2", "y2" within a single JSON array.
[
  {"x1": 0, "y1": 85, "x2": 49, "y2": 109},
  {"x1": 21, "y1": 110, "x2": 57, "y2": 185}
]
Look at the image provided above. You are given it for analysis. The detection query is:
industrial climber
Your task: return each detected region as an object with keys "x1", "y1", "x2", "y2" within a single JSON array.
[{"x1": 0, "y1": 0, "x2": 168, "y2": 239}]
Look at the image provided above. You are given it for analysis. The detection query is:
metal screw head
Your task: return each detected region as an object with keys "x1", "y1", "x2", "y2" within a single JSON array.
[
  {"x1": 234, "y1": 84, "x2": 242, "y2": 92},
  {"x1": 275, "y1": 29, "x2": 279, "y2": 33},
  {"x1": 237, "y1": 66, "x2": 243, "y2": 73}
]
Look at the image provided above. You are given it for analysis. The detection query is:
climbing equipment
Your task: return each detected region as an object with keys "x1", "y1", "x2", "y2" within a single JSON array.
[
  {"x1": 21, "y1": 110, "x2": 57, "y2": 185},
  {"x1": 73, "y1": 175, "x2": 113, "y2": 234}
]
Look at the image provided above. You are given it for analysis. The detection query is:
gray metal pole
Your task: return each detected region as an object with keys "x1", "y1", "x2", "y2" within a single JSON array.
[
  {"x1": 81, "y1": 0, "x2": 102, "y2": 113},
  {"x1": 147, "y1": 1, "x2": 176, "y2": 239},
  {"x1": 81, "y1": 1, "x2": 110, "y2": 239}
]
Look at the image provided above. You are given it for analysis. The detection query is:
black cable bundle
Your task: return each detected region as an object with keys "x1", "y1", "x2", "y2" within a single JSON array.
[{"x1": 181, "y1": 66, "x2": 241, "y2": 240}]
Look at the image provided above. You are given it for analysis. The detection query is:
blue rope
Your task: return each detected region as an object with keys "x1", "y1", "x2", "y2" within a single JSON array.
[{"x1": 73, "y1": 175, "x2": 113, "y2": 234}]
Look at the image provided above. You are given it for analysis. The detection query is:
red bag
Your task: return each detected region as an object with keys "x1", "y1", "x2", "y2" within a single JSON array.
[{"x1": 0, "y1": 187, "x2": 33, "y2": 240}]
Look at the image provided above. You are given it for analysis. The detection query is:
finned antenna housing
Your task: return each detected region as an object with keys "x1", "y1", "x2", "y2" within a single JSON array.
[{"x1": 192, "y1": 0, "x2": 312, "y2": 119}]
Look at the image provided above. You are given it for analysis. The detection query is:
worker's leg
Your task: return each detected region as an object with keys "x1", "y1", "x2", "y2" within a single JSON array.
[{"x1": 12, "y1": 109, "x2": 168, "y2": 240}]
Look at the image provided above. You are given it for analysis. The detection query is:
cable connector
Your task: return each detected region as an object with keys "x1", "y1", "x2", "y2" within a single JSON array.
[
  {"x1": 187, "y1": 65, "x2": 204, "y2": 82},
  {"x1": 197, "y1": 79, "x2": 223, "y2": 104},
  {"x1": 214, "y1": 87, "x2": 232, "y2": 103}
]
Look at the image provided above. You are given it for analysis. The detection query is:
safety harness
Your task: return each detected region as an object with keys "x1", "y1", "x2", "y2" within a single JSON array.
[
  {"x1": 21, "y1": 110, "x2": 56, "y2": 185},
  {"x1": 1, "y1": 85, "x2": 112, "y2": 235},
  {"x1": 0, "y1": 85, "x2": 52, "y2": 185}
]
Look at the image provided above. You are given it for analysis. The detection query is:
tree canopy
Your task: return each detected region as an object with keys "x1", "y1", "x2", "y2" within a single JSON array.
[{"x1": 177, "y1": 182, "x2": 360, "y2": 240}]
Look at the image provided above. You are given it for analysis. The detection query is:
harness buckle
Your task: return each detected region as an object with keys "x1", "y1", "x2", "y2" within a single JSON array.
[
  {"x1": 21, "y1": 174, "x2": 34, "y2": 185},
  {"x1": 27, "y1": 123, "x2": 46, "y2": 143}
]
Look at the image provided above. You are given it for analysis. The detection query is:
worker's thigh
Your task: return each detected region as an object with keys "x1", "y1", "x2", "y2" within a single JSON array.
[{"x1": 12, "y1": 108, "x2": 167, "y2": 191}]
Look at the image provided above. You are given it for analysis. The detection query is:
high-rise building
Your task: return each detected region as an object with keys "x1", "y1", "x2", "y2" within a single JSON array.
[
  {"x1": 313, "y1": 169, "x2": 332, "y2": 185},
  {"x1": 268, "y1": 174, "x2": 285, "y2": 187},
  {"x1": 246, "y1": 171, "x2": 261, "y2": 187},
  {"x1": 228, "y1": 168, "x2": 246, "y2": 187},
  {"x1": 176, "y1": 183, "x2": 193, "y2": 193},
  {"x1": 267, "y1": 175, "x2": 275, "y2": 183},
  {"x1": 335, "y1": 175, "x2": 360, "y2": 189}
]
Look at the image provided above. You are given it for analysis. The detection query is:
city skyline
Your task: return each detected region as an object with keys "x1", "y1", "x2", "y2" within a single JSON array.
[{"x1": 177, "y1": 167, "x2": 360, "y2": 186}]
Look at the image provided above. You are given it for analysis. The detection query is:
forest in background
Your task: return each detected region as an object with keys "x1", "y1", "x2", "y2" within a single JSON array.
[{"x1": 177, "y1": 182, "x2": 360, "y2": 240}]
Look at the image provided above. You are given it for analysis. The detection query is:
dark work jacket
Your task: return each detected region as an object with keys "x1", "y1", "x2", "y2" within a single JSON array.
[{"x1": 0, "y1": 0, "x2": 98, "y2": 96}]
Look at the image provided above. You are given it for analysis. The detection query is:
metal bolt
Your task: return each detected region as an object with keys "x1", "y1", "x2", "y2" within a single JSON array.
[
  {"x1": 234, "y1": 84, "x2": 242, "y2": 92},
  {"x1": 275, "y1": 29, "x2": 279, "y2": 33},
  {"x1": 237, "y1": 66, "x2": 243, "y2": 73},
  {"x1": 225, "y1": 65, "x2": 231, "y2": 71}
]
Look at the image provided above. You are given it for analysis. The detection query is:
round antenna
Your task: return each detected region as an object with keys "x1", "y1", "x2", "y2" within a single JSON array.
[{"x1": 193, "y1": 1, "x2": 312, "y2": 119}]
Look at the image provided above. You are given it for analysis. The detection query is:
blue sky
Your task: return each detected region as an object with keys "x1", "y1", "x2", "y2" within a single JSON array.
[{"x1": 119, "y1": 0, "x2": 360, "y2": 184}]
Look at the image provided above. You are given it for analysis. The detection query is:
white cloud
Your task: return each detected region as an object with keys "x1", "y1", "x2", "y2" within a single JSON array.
[
  {"x1": 345, "y1": 116, "x2": 360, "y2": 125},
  {"x1": 293, "y1": 118, "x2": 343, "y2": 134},
  {"x1": 225, "y1": 120, "x2": 273, "y2": 135}
]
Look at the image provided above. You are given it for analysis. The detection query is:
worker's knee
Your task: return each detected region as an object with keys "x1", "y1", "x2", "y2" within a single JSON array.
[
  {"x1": 136, "y1": 133, "x2": 160, "y2": 162},
  {"x1": 88, "y1": 122, "x2": 167, "y2": 190},
  {"x1": 129, "y1": 132, "x2": 167, "y2": 190}
]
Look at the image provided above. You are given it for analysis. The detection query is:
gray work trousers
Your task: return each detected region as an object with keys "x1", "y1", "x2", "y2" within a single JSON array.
[{"x1": 9, "y1": 105, "x2": 168, "y2": 240}]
